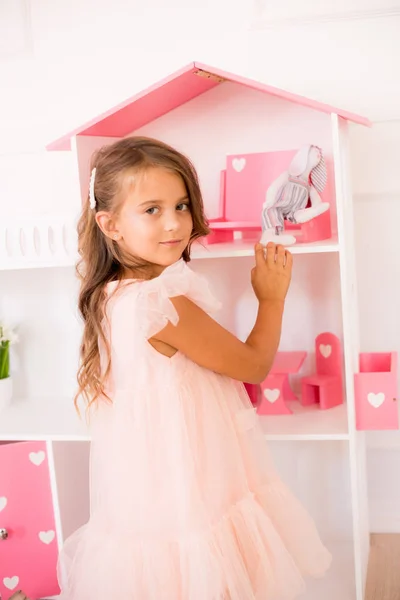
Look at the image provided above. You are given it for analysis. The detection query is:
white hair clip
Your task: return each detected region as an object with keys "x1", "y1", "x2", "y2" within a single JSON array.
[{"x1": 89, "y1": 167, "x2": 97, "y2": 209}]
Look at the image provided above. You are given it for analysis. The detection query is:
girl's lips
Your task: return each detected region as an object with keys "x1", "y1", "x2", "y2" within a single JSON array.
[{"x1": 160, "y1": 239, "x2": 182, "y2": 245}]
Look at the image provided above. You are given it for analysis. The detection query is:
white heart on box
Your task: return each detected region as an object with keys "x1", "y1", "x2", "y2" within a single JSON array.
[
  {"x1": 367, "y1": 392, "x2": 385, "y2": 409},
  {"x1": 0, "y1": 496, "x2": 7, "y2": 512},
  {"x1": 319, "y1": 344, "x2": 332, "y2": 358},
  {"x1": 29, "y1": 450, "x2": 46, "y2": 466},
  {"x1": 39, "y1": 529, "x2": 55, "y2": 544},
  {"x1": 3, "y1": 576, "x2": 19, "y2": 590},
  {"x1": 232, "y1": 157, "x2": 246, "y2": 172},
  {"x1": 264, "y1": 388, "x2": 280, "y2": 403}
]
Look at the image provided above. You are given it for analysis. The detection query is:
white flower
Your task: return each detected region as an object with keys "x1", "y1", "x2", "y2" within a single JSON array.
[{"x1": 0, "y1": 322, "x2": 19, "y2": 345}]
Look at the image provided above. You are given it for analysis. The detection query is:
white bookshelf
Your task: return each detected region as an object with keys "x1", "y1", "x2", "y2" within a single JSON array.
[{"x1": 0, "y1": 63, "x2": 372, "y2": 600}]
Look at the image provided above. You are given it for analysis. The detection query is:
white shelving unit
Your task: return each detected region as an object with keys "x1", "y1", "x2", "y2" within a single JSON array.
[{"x1": 0, "y1": 62, "x2": 373, "y2": 599}]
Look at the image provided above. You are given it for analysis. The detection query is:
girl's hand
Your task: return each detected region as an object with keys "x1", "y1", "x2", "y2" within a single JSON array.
[{"x1": 251, "y1": 242, "x2": 293, "y2": 304}]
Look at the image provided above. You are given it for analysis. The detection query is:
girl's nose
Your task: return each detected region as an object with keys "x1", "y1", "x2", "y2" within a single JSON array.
[{"x1": 164, "y1": 210, "x2": 180, "y2": 231}]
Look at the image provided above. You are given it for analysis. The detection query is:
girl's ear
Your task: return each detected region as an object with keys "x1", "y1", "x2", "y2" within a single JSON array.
[{"x1": 95, "y1": 211, "x2": 121, "y2": 241}]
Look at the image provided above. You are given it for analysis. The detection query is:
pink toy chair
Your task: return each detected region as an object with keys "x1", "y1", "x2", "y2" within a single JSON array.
[
  {"x1": 300, "y1": 332, "x2": 344, "y2": 410},
  {"x1": 254, "y1": 351, "x2": 308, "y2": 416},
  {"x1": 258, "y1": 374, "x2": 292, "y2": 416}
]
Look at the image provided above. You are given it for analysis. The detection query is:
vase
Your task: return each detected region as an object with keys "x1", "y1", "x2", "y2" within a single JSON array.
[{"x1": 0, "y1": 377, "x2": 13, "y2": 411}]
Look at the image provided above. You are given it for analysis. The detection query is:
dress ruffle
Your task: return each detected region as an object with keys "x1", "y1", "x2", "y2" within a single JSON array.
[{"x1": 59, "y1": 481, "x2": 330, "y2": 600}]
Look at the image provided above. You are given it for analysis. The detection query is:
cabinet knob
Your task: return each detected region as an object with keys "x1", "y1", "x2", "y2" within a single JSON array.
[{"x1": 0, "y1": 528, "x2": 8, "y2": 540}]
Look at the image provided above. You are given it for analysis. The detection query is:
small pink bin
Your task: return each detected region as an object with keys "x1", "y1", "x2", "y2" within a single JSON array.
[{"x1": 354, "y1": 352, "x2": 398, "y2": 431}]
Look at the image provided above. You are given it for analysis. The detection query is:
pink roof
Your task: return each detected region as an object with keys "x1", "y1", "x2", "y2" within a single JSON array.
[{"x1": 46, "y1": 61, "x2": 371, "y2": 151}]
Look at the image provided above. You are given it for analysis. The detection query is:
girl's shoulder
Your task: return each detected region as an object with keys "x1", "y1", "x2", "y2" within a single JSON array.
[{"x1": 105, "y1": 258, "x2": 221, "y2": 339}]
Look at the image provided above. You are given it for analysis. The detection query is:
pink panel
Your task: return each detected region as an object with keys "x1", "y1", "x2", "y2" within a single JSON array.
[
  {"x1": 201, "y1": 230, "x2": 234, "y2": 245},
  {"x1": 244, "y1": 382, "x2": 260, "y2": 406},
  {"x1": 0, "y1": 441, "x2": 59, "y2": 599},
  {"x1": 360, "y1": 353, "x2": 393, "y2": 374},
  {"x1": 219, "y1": 170, "x2": 226, "y2": 219},
  {"x1": 209, "y1": 221, "x2": 260, "y2": 230},
  {"x1": 47, "y1": 62, "x2": 371, "y2": 152},
  {"x1": 47, "y1": 64, "x2": 218, "y2": 151},
  {"x1": 270, "y1": 351, "x2": 307, "y2": 374},
  {"x1": 299, "y1": 209, "x2": 332, "y2": 243},
  {"x1": 225, "y1": 150, "x2": 295, "y2": 222},
  {"x1": 355, "y1": 352, "x2": 398, "y2": 430},
  {"x1": 315, "y1": 332, "x2": 342, "y2": 377}
]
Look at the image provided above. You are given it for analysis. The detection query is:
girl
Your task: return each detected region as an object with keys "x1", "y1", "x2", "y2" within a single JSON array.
[{"x1": 59, "y1": 136, "x2": 331, "y2": 599}]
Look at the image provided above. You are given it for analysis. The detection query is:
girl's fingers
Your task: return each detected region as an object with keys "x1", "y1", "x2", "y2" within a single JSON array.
[
  {"x1": 275, "y1": 244, "x2": 286, "y2": 265},
  {"x1": 265, "y1": 242, "x2": 276, "y2": 267},
  {"x1": 285, "y1": 250, "x2": 293, "y2": 269},
  {"x1": 254, "y1": 243, "x2": 265, "y2": 267}
]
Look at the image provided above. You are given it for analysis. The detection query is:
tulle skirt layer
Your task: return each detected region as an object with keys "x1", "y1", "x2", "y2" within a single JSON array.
[{"x1": 58, "y1": 357, "x2": 331, "y2": 599}]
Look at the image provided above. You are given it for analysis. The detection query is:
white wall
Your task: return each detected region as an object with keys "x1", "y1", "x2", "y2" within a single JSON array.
[{"x1": 1, "y1": 0, "x2": 400, "y2": 529}]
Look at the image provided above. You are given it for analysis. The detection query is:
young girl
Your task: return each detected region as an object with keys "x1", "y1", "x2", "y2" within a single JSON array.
[{"x1": 58, "y1": 136, "x2": 331, "y2": 600}]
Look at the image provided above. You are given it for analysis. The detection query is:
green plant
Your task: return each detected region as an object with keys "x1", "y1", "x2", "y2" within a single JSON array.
[{"x1": 0, "y1": 322, "x2": 18, "y2": 380}]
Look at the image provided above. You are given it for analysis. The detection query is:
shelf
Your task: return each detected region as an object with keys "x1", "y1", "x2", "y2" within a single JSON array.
[
  {"x1": 0, "y1": 397, "x2": 349, "y2": 442},
  {"x1": 259, "y1": 402, "x2": 349, "y2": 441},
  {"x1": 0, "y1": 397, "x2": 89, "y2": 442},
  {"x1": 192, "y1": 236, "x2": 339, "y2": 259},
  {"x1": 0, "y1": 256, "x2": 76, "y2": 271},
  {"x1": 0, "y1": 213, "x2": 339, "y2": 271}
]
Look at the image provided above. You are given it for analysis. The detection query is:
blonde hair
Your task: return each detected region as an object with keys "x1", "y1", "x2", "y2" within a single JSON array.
[{"x1": 75, "y1": 136, "x2": 209, "y2": 411}]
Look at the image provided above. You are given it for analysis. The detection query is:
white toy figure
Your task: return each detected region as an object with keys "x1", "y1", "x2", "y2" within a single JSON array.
[{"x1": 260, "y1": 144, "x2": 330, "y2": 246}]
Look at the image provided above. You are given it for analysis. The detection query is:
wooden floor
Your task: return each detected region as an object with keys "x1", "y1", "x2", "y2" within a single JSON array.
[{"x1": 365, "y1": 534, "x2": 400, "y2": 600}]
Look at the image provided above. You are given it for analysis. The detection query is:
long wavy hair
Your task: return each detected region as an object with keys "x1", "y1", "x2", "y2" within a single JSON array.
[{"x1": 75, "y1": 136, "x2": 210, "y2": 413}]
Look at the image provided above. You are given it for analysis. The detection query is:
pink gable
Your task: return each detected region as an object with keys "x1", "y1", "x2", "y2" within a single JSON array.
[{"x1": 47, "y1": 62, "x2": 371, "y2": 151}]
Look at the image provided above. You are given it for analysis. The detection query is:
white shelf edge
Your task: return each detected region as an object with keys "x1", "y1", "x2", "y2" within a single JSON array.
[
  {"x1": 0, "y1": 433, "x2": 90, "y2": 442},
  {"x1": 0, "y1": 397, "x2": 350, "y2": 443},
  {"x1": 0, "y1": 238, "x2": 341, "y2": 272},
  {"x1": 0, "y1": 259, "x2": 76, "y2": 271},
  {"x1": 192, "y1": 238, "x2": 340, "y2": 259},
  {"x1": 265, "y1": 432, "x2": 350, "y2": 441},
  {"x1": 0, "y1": 432, "x2": 350, "y2": 443}
]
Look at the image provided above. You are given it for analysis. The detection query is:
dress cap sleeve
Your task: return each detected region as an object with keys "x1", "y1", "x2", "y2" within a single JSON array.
[{"x1": 137, "y1": 259, "x2": 221, "y2": 339}]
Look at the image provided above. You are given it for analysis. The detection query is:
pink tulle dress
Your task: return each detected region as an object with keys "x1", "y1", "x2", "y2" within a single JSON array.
[{"x1": 58, "y1": 259, "x2": 331, "y2": 600}]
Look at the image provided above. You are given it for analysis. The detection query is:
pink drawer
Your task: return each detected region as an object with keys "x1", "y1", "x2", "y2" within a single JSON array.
[
  {"x1": 0, "y1": 441, "x2": 60, "y2": 600},
  {"x1": 354, "y1": 352, "x2": 398, "y2": 431}
]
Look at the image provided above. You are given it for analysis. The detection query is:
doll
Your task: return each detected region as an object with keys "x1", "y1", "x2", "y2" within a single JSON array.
[{"x1": 261, "y1": 144, "x2": 330, "y2": 246}]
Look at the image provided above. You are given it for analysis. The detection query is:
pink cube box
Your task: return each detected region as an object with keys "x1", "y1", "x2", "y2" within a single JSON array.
[
  {"x1": 354, "y1": 352, "x2": 399, "y2": 430},
  {"x1": 0, "y1": 441, "x2": 60, "y2": 599}
]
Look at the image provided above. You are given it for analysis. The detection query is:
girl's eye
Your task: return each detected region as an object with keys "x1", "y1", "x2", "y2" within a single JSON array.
[
  {"x1": 177, "y1": 203, "x2": 190, "y2": 211},
  {"x1": 146, "y1": 206, "x2": 159, "y2": 215}
]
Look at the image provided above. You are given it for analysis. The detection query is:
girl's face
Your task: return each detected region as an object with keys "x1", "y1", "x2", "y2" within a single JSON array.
[{"x1": 114, "y1": 167, "x2": 193, "y2": 273}]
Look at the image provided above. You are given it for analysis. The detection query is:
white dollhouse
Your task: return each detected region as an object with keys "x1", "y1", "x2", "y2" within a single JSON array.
[{"x1": 0, "y1": 62, "x2": 376, "y2": 599}]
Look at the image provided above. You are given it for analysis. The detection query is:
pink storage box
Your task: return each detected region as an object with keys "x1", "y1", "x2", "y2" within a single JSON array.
[
  {"x1": 354, "y1": 352, "x2": 398, "y2": 430},
  {"x1": 0, "y1": 441, "x2": 60, "y2": 599}
]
